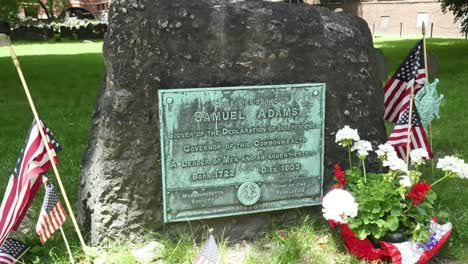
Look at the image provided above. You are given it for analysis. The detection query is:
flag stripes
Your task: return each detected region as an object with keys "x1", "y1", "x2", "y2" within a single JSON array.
[
  {"x1": 387, "y1": 106, "x2": 433, "y2": 160},
  {"x1": 0, "y1": 125, "x2": 43, "y2": 245},
  {"x1": 0, "y1": 120, "x2": 60, "y2": 246},
  {"x1": 384, "y1": 39, "x2": 426, "y2": 123},
  {"x1": 36, "y1": 184, "x2": 67, "y2": 244},
  {"x1": 393, "y1": 126, "x2": 433, "y2": 160},
  {"x1": 0, "y1": 254, "x2": 14, "y2": 264},
  {"x1": 36, "y1": 203, "x2": 67, "y2": 243},
  {"x1": 384, "y1": 70, "x2": 426, "y2": 122}
]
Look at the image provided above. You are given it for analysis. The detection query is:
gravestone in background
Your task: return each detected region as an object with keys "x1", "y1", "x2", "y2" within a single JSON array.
[
  {"x1": 79, "y1": 0, "x2": 387, "y2": 244},
  {"x1": 0, "y1": 21, "x2": 10, "y2": 35}
]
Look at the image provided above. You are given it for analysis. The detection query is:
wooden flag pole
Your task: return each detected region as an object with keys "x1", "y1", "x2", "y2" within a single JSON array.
[
  {"x1": 0, "y1": 34, "x2": 87, "y2": 250},
  {"x1": 422, "y1": 22, "x2": 429, "y2": 91},
  {"x1": 59, "y1": 226, "x2": 76, "y2": 264},
  {"x1": 42, "y1": 177, "x2": 75, "y2": 263},
  {"x1": 422, "y1": 23, "x2": 435, "y2": 172},
  {"x1": 406, "y1": 23, "x2": 430, "y2": 167},
  {"x1": 405, "y1": 84, "x2": 416, "y2": 166}
]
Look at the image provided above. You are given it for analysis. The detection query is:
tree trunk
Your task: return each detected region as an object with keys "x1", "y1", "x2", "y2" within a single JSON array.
[{"x1": 36, "y1": 0, "x2": 52, "y2": 21}]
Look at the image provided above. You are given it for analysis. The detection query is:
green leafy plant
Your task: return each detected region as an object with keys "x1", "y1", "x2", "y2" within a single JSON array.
[
  {"x1": 324, "y1": 126, "x2": 468, "y2": 245},
  {"x1": 346, "y1": 169, "x2": 438, "y2": 243},
  {"x1": 347, "y1": 171, "x2": 406, "y2": 240}
]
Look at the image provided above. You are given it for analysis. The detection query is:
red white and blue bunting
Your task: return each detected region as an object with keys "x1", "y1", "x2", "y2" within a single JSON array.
[{"x1": 338, "y1": 219, "x2": 452, "y2": 264}]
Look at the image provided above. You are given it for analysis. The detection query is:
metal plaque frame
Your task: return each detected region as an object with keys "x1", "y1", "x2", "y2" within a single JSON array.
[{"x1": 159, "y1": 83, "x2": 326, "y2": 222}]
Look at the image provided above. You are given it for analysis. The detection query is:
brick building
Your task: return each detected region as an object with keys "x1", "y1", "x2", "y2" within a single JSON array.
[
  {"x1": 18, "y1": 0, "x2": 463, "y2": 37},
  {"x1": 68, "y1": 0, "x2": 110, "y2": 21},
  {"x1": 320, "y1": 0, "x2": 464, "y2": 38},
  {"x1": 19, "y1": 0, "x2": 111, "y2": 22}
]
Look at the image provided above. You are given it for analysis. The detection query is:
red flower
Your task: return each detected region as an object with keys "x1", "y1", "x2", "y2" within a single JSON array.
[
  {"x1": 328, "y1": 219, "x2": 339, "y2": 228},
  {"x1": 332, "y1": 164, "x2": 346, "y2": 189},
  {"x1": 406, "y1": 182, "x2": 431, "y2": 205},
  {"x1": 334, "y1": 164, "x2": 345, "y2": 178}
]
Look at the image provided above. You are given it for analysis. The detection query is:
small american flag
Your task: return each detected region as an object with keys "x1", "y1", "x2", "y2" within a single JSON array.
[
  {"x1": 0, "y1": 120, "x2": 61, "y2": 246},
  {"x1": 387, "y1": 105, "x2": 433, "y2": 160},
  {"x1": 194, "y1": 234, "x2": 221, "y2": 264},
  {"x1": 0, "y1": 238, "x2": 29, "y2": 264},
  {"x1": 36, "y1": 184, "x2": 67, "y2": 244},
  {"x1": 384, "y1": 39, "x2": 426, "y2": 123}
]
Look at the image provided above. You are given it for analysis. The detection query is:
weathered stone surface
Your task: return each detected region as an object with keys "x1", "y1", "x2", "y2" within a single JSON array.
[
  {"x1": 79, "y1": 0, "x2": 387, "y2": 244},
  {"x1": 374, "y1": 49, "x2": 388, "y2": 81}
]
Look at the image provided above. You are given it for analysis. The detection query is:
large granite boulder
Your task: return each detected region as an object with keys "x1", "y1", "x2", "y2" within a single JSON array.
[{"x1": 79, "y1": 0, "x2": 387, "y2": 244}]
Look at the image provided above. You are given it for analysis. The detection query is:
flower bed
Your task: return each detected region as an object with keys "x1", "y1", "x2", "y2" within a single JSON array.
[{"x1": 322, "y1": 126, "x2": 467, "y2": 263}]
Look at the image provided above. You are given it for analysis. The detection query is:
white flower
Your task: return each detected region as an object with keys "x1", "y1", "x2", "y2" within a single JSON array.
[
  {"x1": 351, "y1": 140, "x2": 373, "y2": 157},
  {"x1": 437, "y1": 156, "x2": 466, "y2": 176},
  {"x1": 461, "y1": 163, "x2": 468, "y2": 179},
  {"x1": 437, "y1": 156, "x2": 462, "y2": 170},
  {"x1": 383, "y1": 153, "x2": 408, "y2": 172},
  {"x1": 410, "y1": 148, "x2": 429, "y2": 165},
  {"x1": 375, "y1": 144, "x2": 396, "y2": 160},
  {"x1": 399, "y1": 174, "x2": 412, "y2": 187},
  {"x1": 335, "y1": 126, "x2": 360, "y2": 146},
  {"x1": 322, "y1": 189, "x2": 358, "y2": 223}
]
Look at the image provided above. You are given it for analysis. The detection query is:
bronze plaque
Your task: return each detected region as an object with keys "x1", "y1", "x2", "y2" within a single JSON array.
[{"x1": 159, "y1": 83, "x2": 325, "y2": 222}]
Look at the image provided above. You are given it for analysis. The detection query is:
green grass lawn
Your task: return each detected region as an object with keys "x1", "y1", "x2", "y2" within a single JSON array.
[
  {"x1": 0, "y1": 42, "x2": 104, "y2": 263},
  {"x1": 0, "y1": 39, "x2": 467, "y2": 263}
]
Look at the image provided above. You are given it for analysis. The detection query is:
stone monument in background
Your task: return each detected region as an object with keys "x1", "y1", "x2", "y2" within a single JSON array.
[{"x1": 79, "y1": 0, "x2": 387, "y2": 244}]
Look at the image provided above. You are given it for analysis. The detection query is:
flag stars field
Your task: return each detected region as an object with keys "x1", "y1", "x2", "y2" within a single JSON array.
[
  {"x1": 384, "y1": 40, "x2": 426, "y2": 123},
  {"x1": 0, "y1": 238, "x2": 29, "y2": 263}
]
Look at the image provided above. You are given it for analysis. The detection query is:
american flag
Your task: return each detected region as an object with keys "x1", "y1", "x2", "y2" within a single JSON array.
[
  {"x1": 194, "y1": 234, "x2": 221, "y2": 264},
  {"x1": 0, "y1": 238, "x2": 29, "y2": 264},
  {"x1": 0, "y1": 119, "x2": 61, "y2": 246},
  {"x1": 36, "y1": 184, "x2": 67, "y2": 244},
  {"x1": 386, "y1": 105, "x2": 433, "y2": 160},
  {"x1": 384, "y1": 39, "x2": 426, "y2": 123}
]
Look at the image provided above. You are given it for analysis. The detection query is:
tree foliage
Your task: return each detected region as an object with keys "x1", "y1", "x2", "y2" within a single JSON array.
[
  {"x1": 43, "y1": 0, "x2": 69, "y2": 20},
  {"x1": 440, "y1": 0, "x2": 468, "y2": 33},
  {"x1": 0, "y1": 0, "x2": 21, "y2": 21},
  {"x1": 0, "y1": 0, "x2": 68, "y2": 22}
]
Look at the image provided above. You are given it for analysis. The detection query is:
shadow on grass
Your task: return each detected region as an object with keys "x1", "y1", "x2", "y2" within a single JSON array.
[{"x1": 0, "y1": 53, "x2": 104, "y2": 262}]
